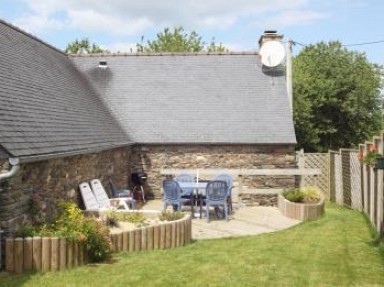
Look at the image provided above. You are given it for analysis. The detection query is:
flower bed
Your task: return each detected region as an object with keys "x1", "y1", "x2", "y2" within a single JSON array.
[
  {"x1": 278, "y1": 193, "x2": 325, "y2": 221},
  {"x1": 5, "y1": 211, "x2": 192, "y2": 273}
]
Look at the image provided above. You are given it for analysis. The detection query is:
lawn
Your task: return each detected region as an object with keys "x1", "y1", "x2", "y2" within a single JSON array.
[{"x1": 1, "y1": 203, "x2": 383, "y2": 286}]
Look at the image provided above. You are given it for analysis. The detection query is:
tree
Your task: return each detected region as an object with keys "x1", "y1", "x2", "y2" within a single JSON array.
[
  {"x1": 137, "y1": 27, "x2": 228, "y2": 53},
  {"x1": 65, "y1": 38, "x2": 106, "y2": 54},
  {"x1": 293, "y1": 41, "x2": 383, "y2": 152}
]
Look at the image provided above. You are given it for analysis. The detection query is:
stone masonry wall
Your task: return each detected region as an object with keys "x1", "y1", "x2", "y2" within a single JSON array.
[
  {"x1": 0, "y1": 147, "x2": 132, "y2": 231},
  {"x1": 130, "y1": 144, "x2": 296, "y2": 198},
  {"x1": 0, "y1": 144, "x2": 296, "y2": 230}
]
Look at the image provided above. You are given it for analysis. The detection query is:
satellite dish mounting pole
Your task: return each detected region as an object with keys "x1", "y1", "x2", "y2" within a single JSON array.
[{"x1": 286, "y1": 38, "x2": 293, "y2": 114}]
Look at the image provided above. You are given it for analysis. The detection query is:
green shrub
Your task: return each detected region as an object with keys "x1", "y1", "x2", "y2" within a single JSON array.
[
  {"x1": 106, "y1": 211, "x2": 146, "y2": 224},
  {"x1": 301, "y1": 186, "x2": 321, "y2": 202},
  {"x1": 83, "y1": 220, "x2": 111, "y2": 262},
  {"x1": 283, "y1": 187, "x2": 322, "y2": 203},
  {"x1": 15, "y1": 200, "x2": 112, "y2": 263},
  {"x1": 159, "y1": 211, "x2": 185, "y2": 221},
  {"x1": 282, "y1": 188, "x2": 305, "y2": 203}
]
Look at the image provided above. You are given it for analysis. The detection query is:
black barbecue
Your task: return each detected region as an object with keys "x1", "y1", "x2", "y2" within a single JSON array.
[{"x1": 131, "y1": 172, "x2": 147, "y2": 185}]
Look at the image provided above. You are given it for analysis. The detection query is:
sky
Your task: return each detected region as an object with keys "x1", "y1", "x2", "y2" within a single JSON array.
[{"x1": 0, "y1": 0, "x2": 383, "y2": 65}]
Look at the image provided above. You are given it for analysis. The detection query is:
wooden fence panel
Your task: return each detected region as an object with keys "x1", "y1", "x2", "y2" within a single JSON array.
[
  {"x1": 334, "y1": 153, "x2": 343, "y2": 205},
  {"x1": 341, "y1": 149, "x2": 352, "y2": 207},
  {"x1": 297, "y1": 152, "x2": 330, "y2": 196},
  {"x1": 350, "y1": 151, "x2": 362, "y2": 210}
]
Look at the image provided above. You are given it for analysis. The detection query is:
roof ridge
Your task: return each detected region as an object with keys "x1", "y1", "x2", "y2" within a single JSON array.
[
  {"x1": 69, "y1": 51, "x2": 260, "y2": 57},
  {"x1": 0, "y1": 18, "x2": 67, "y2": 56}
]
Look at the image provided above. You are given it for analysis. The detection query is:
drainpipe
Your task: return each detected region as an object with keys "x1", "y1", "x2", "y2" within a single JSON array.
[
  {"x1": 0, "y1": 158, "x2": 20, "y2": 270},
  {"x1": 286, "y1": 38, "x2": 293, "y2": 114},
  {"x1": 0, "y1": 158, "x2": 20, "y2": 182}
]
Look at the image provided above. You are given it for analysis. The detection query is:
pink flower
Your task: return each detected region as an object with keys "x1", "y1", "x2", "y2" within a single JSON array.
[{"x1": 369, "y1": 144, "x2": 377, "y2": 152}]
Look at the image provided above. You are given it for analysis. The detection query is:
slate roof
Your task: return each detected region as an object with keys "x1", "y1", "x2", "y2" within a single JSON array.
[
  {"x1": 0, "y1": 20, "x2": 131, "y2": 159},
  {"x1": 72, "y1": 53, "x2": 296, "y2": 145},
  {"x1": 0, "y1": 19, "x2": 296, "y2": 161}
]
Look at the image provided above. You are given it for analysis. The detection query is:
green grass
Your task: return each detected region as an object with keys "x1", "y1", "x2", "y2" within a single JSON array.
[{"x1": 1, "y1": 202, "x2": 383, "y2": 286}]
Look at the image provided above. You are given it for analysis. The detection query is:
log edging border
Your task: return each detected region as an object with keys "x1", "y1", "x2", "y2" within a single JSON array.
[{"x1": 5, "y1": 214, "x2": 192, "y2": 273}]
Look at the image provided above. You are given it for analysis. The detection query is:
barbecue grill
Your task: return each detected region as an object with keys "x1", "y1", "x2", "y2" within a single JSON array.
[{"x1": 131, "y1": 172, "x2": 147, "y2": 185}]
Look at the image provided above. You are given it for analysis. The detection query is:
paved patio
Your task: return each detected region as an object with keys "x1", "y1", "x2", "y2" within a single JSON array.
[{"x1": 142, "y1": 199, "x2": 301, "y2": 240}]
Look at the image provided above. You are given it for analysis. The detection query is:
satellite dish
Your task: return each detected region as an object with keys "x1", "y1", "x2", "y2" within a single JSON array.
[{"x1": 259, "y1": 41, "x2": 286, "y2": 67}]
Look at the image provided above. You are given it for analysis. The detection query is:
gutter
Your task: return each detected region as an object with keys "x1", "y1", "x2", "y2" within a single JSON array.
[
  {"x1": 0, "y1": 158, "x2": 20, "y2": 182},
  {"x1": 17, "y1": 143, "x2": 133, "y2": 164}
]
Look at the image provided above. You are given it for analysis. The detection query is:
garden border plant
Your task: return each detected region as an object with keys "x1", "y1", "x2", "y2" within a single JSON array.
[
  {"x1": 7, "y1": 202, "x2": 193, "y2": 273},
  {"x1": 278, "y1": 186, "x2": 325, "y2": 221},
  {"x1": 17, "y1": 200, "x2": 112, "y2": 263}
]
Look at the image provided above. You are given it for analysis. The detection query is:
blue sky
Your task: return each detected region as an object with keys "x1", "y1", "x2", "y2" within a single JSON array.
[{"x1": 0, "y1": 0, "x2": 383, "y2": 65}]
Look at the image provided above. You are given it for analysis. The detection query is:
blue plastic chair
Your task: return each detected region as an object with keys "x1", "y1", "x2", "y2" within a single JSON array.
[
  {"x1": 175, "y1": 173, "x2": 195, "y2": 197},
  {"x1": 204, "y1": 180, "x2": 229, "y2": 222},
  {"x1": 109, "y1": 177, "x2": 136, "y2": 209},
  {"x1": 163, "y1": 179, "x2": 190, "y2": 211},
  {"x1": 214, "y1": 173, "x2": 234, "y2": 212}
]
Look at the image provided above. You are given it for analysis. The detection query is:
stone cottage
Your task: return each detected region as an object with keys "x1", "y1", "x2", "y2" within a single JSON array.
[{"x1": 0, "y1": 19, "x2": 296, "y2": 230}]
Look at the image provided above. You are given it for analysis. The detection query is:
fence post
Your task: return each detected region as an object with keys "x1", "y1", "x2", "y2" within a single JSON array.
[
  {"x1": 376, "y1": 135, "x2": 384, "y2": 234},
  {"x1": 329, "y1": 152, "x2": 335, "y2": 202}
]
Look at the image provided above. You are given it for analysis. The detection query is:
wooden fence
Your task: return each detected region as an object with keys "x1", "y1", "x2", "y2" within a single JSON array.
[
  {"x1": 329, "y1": 149, "x2": 362, "y2": 209},
  {"x1": 359, "y1": 134, "x2": 384, "y2": 235},
  {"x1": 296, "y1": 151, "x2": 329, "y2": 196},
  {"x1": 300, "y1": 133, "x2": 384, "y2": 236},
  {"x1": 5, "y1": 215, "x2": 192, "y2": 273}
]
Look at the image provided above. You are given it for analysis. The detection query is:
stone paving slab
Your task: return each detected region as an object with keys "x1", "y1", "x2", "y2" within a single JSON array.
[{"x1": 142, "y1": 200, "x2": 301, "y2": 240}]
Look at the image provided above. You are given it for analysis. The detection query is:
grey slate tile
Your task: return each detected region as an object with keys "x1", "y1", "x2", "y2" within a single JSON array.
[
  {"x1": 72, "y1": 53, "x2": 296, "y2": 145},
  {"x1": 0, "y1": 20, "x2": 131, "y2": 158}
]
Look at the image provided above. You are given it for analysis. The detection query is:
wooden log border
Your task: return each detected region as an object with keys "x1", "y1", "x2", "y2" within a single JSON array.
[
  {"x1": 5, "y1": 214, "x2": 192, "y2": 273},
  {"x1": 278, "y1": 194, "x2": 325, "y2": 221}
]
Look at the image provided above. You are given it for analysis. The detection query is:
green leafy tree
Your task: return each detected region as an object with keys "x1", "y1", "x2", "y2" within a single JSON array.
[
  {"x1": 65, "y1": 37, "x2": 106, "y2": 54},
  {"x1": 137, "y1": 27, "x2": 228, "y2": 53},
  {"x1": 293, "y1": 41, "x2": 383, "y2": 152}
]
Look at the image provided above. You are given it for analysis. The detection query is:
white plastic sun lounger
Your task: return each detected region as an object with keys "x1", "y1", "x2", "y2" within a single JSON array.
[
  {"x1": 79, "y1": 181, "x2": 100, "y2": 211},
  {"x1": 90, "y1": 179, "x2": 130, "y2": 210},
  {"x1": 79, "y1": 181, "x2": 128, "y2": 211}
]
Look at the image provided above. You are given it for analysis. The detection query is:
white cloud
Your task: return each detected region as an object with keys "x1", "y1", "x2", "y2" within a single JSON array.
[
  {"x1": 67, "y1": 9, "x2": 153, "y2": 36},
  {"x1": 15, "y1": 0, "x2": 316, "y2": 35},
  {"x1": 13, "y1": 13, "x2": 67, "y2": 34},
  {"x1": 264, "y1": 10, "x2": 328, "y2": 28},
  {"x1": 198, "y1": 16, "x2": 238, "y2": 29}
]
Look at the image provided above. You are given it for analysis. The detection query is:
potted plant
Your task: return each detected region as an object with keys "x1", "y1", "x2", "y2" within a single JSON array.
[
  {"x1": 362, "y1": 145, "x2": 384, "y2": 169},
  {"x1": 278, "y1": 186, "x2": 324, "y2": 221}
]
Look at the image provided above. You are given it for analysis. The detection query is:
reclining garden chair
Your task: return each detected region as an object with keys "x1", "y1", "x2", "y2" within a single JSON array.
[
  {"x1": 79, "y1": 181, "x2": 128, "y2": 211},
  {"x1": 108, "y1": 177, "x2": 136, "y2": 209},
  {"x1": 90, "y1": 179, "x2": 135, "y2": 210},
  {"x1": 79, "y1": 182, "x2": 101, "y2": 211}
]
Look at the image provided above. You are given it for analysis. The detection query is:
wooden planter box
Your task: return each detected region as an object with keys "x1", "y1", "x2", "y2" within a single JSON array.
[
  {"x1": 278, "y1": 194, "x2": 325, "y2": 221},
  {"x1": 5, "y1": 214, "x2": 192, "y2": 273},
  {"x1": 375, "y1": 157, "x2": 384, "y2": 169}
]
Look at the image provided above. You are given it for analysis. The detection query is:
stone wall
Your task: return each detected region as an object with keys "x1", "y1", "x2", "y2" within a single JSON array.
[
  {"x1": 131, "y1": 144, "x2": 296, "y2": 198},
  {"x1": 0, "y1": 147, "x2": 132, "y2": 231},
  {"x1": 238, "y1": 192, "x2": 279, "y2": 207},
  {"x1": 0, "y1": 143, "x2": 296, "y2": 231}
]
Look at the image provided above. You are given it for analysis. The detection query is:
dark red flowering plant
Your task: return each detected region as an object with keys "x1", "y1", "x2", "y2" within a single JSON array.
[{"x1": 362, "y1": 144, "x2": 382, "y2": 166}]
